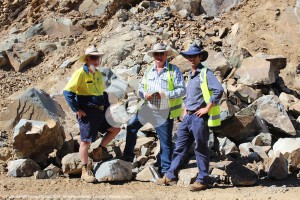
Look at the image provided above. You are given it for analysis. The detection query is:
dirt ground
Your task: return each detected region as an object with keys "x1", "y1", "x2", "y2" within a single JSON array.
[{"x1": 0, "y1": 175, "x2": 300, "y2": 200}]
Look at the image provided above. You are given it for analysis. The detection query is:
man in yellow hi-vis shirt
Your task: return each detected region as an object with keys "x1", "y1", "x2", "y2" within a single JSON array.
[{"x1": 63, "y1": 46, "x2": 120, "y2": 183}]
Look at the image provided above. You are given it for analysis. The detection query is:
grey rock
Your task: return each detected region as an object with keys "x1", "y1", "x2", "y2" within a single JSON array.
[
  {"x1": 6, "y1": 49, "x2": 39, "y2": 72},
  {"x1": 217, "y1": 137, "x2": 239, "y2": 156},
  {"x1": 38, "y1": 43, "x2": 57, "y2": 54},
  {"x1": 22, "y1": 23, "x2": 45, "y2": 40},
  {"x1": 60, "y1": 56, "x2": 78, "y2": 69},
  {"x1": 235, "y1": 57, "x2": 276, "y2": 86},
  {"x1": 267, "y1": 152, "x2": 288, "y2": 180},
  {"x1": 201, "y1": 0, "x2": 242, "y2": 16},
  {"x1": 59, "y1": 0, "x2": 81, "y2": 12},
  {"x1": 61, "y1": 153, "x2": 92, "y2": 175},
  {"x1": 13, "y1": 119, "x2": 65, "y2": 159},
  {"x1": 43, "y1": 18, "x2": 83, "y2": 37},
  {"x1": 169, "y1": 0, "x2": 202, "y2": 15},
  {"x1": 116, "y1": 9, "x2": 128, "y2": 22},
  {"x1": 79, "y1": 0, "x2": 110, "y2": 16},
  {"x1": 34, "y1": 164, "x2": 62, "y2": 179},
  {"x1": 235, "y1": 85, "x2": 263, "y2": 104},
  {"x1": 178, "y1": 9, "x2": 190, "y2": 19},
  {"x1": 94, "y1": 159, "x2": 132, "y2": 182},
  {"x1": 225, "y1": 161, "x2": 258, "y2": 186},
  {"x1": 7, "y1": 159, "x2": 41, "y2": 177},
  {"x1": 239, "y1": 142, "x2": 268, "y2": 159},
  {"x1": 252, "y1": 133, "x2": 272, "y2": 146},
  {"x1": 177, "y1": 160, "x2": 198, "y2": 186},
  {"x1": 204, "y1": 51, "x2": 230, "y2": 78},
  {"x1": 0, "y1": 88, "x2": 65, "y2": 130},
  {"x1": 255, "y1": 95, "x2": 296, "y2": 136}
]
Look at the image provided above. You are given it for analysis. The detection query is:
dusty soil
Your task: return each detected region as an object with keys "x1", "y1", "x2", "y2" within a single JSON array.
[{"x1": 0, "y1": 175, "x2": 300, "y2": 200}]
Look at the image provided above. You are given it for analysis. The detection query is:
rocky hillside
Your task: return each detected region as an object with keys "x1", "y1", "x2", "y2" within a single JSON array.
[{"x1": 0, "y1": 0, "x2": 300, "y2": 189}]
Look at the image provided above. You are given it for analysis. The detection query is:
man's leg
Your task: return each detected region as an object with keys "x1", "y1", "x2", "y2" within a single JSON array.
[
  {"x1": 164, "y1": 115, "x2": 194, "y2": 180},
  {"x1": 190, "y1": 115, "x2": 210, "y2": 189},
  {"x1": 79, "y1": 141, "x2": 90, "y2": 165},
  {"x1": 155, "y1": 117, "x2": 174, "y2": 174},
  {"x1": 100, "y1": 126, "x2": 121, "y2": 147},
  {"x1": 123, "y1": 114, "x2": 143, "y2": 162}
]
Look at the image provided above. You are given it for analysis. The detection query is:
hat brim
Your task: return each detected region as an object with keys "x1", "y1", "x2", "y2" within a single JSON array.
[
  {"x1": 147, "y1": 49, "x2": 170, "y2": 57},
  {"x1": 180, "y1": 50, "x2": 208, "y2": 62},
  {"x1": 78, "y1": 52, "x2": 105, "y2": 63}
]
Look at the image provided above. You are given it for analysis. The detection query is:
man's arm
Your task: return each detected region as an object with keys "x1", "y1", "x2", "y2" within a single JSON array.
[
  {"x1": 63, "y1": 70, "x2": 86, "y2": 118},
  {"x1": 194, "y1": 70, "x2": 224, "y2": 117}
]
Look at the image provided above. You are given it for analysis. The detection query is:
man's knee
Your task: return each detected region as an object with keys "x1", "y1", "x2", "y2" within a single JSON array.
[{"x1": 108, "y1": 126, "x2": 120, "y2": 134}]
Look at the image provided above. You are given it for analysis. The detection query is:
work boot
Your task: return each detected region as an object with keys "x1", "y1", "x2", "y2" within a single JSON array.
[
  {"x1": 90, "y1": 146, "x2": 113, "y2": 162},
  {"x1": 81, "y1": 165, "x2": 97, "y2": 183},
  {"x1": 189, "y1": 181, "x2": 207, "y2": 191},
  {"x1": 155, "y1": 175, "x2": 177, "y2": 186}
]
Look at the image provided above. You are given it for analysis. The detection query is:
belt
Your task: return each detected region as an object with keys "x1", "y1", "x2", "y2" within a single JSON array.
[
  {"x1": 90, "y1": 105, "x2": 105, "y2": 111},
  {"x1": 187, "y1": 110, "x2": 198, "y2": 115}
]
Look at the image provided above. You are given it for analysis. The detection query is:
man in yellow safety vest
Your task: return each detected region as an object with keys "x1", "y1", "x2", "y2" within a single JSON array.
[
  {"x1": 156, "y1": 44, "x2": 224, "y2": 191},
  {"x1": 122, "y1": 43, "x2": 186, "y2": 175}
]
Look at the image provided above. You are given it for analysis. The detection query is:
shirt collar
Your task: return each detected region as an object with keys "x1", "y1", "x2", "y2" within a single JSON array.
[
  {"x1": 152, "y1": 61, "x2": 169, "y2": 71},
  {"x1": 188, "y1": 63, "x2": 204, "y2": 76},
  {"x1": 83, "y1": 64, "x2": 89, "y2": 74}
]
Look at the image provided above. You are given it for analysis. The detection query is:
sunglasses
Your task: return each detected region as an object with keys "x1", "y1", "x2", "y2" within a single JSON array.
[
  {"x1": 88, "y1": 56, "x2": 100, "y2": 61},
  {"x1": 153, "y1": 52, "x2": 166, "y2": 56},
  {"x1": 185, "y1": 54, "x2": 199, "y2": 59}
]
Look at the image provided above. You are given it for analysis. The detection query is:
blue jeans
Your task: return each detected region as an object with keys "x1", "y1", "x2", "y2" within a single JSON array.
[
  {"x1": 123, "y1": 106, "x2": 174, "y2": 174},
  {"x1": 166, "y1": 113, "x2": 210, "y2": 184}
]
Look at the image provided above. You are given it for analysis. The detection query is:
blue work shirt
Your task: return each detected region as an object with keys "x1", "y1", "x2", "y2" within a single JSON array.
[{"x1": 185, "y1": 64, "x2": 224, "y2": 111}]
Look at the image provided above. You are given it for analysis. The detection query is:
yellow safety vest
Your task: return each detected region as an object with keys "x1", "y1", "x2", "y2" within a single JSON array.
[
  {"x1": 188, "y1": 67, "x2": 221, "y2": 127},
  {"x1": 144, "y1": 63, "x2": 183, "y2": 119}
]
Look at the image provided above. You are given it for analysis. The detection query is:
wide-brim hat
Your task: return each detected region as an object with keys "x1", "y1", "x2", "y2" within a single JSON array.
[
  {"x1": 180, "y1": 44, "x2": 208, "y2": 62},
  {"x1": 79, "y1": 46, "x2": 105, "y2": 63},
  {"x1": 147, "y1": 43, "x2": 174, "y2": 57}
]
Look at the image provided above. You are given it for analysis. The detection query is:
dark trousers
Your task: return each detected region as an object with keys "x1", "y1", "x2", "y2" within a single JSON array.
[
  {"x1": 166, "y1": 113, "x2": 210, "y2": 184},
  {"x1": 123, "y1": 106, "x2": 174, "y2": 173}
]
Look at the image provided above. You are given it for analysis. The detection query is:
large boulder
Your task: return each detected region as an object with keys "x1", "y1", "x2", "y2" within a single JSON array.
[
  {"x1": 42, "y1": 18, "x2": 84, "y2": 37},
  {"x1": 61, "y1": 153, "x2": 93, "y2": 175},
  {"x1": 255, "y1": 95, "x2": 296, "y2": 136},
  {"x1": 224, "y1": 161, "x2": 258, "y2": 186},
  {"x1": 13, "y1": 119, "x2": 65, "y2": 159},
  {"x1": 0, "y1": 88, "x2": 65, "y2": 130},
  {"x1": 79, "y1": 0, "x2": 111, "y2": 16},
  {"x1": 200, "y1": 0, "x2": 242, "y2": 16},
  {"x1": 169, "y1": 0, "x2": 202, "y2": 15},
  {"x1": 7, "y1": 159, "x2": 41, "y2": 177},
  {"x1": 235, "y1": 57, "x2": 276, "y2": 86},
  {"x1": 219, "y1": 106, "x2": 263, "y2": 144},
  {"x1": 6, "y1": 49, "x2": 39, "y2": 72},
  {"x1": 204, "y1": 51, "x2": 231, "y2": 78},
  {"x1": 94, "y1": 159, "x2": 132, "y2": 182},
  {"x1": 266, "y1": 152, "x2": 288, "y2": 180}
]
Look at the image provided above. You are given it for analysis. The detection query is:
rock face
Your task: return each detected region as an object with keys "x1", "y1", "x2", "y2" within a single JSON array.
[
  {"x1": 6, "y1": 49, "x2": 39, "y2": 72},
  {"x1": 0, "y1": 88, "x2": 65, "y2": 130},
  {"x1": 267, "y1": 152, "x2": 288, "y2": 180},
  {"x1": 7, "y1": 159, "x2": 41, "y2": 177},
  {"x1": 235, "y1": 57, "x2": 276, "y2": 86},
  {"x1": 42, "y1": 18, "x2": 84, "y2": 37},
  {"x1": 169, "y1": 0, "x2": 202, "y2": 15},
  {"x1": 201, "y1": 0, "x2": 242, "y2": 16},
  {"x1": 94, "y1": 159, "x2": 132, "y2": 182},
  {"x1": 225, "y1": 161, "x2": 258, "y2": 186},
  {"x1": 255, "y1": 95, "x2": 296, "y2": 136},
  {"x1": 13, "y1": 119, "x2": 65, "y2": 159}
]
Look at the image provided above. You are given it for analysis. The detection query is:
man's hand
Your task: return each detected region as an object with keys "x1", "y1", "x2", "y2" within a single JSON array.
[
  {"x1": 157, "y1": 91, "x2": 166, "y2": 99},
  {"x1": 145, "y1": 93, "x2": 153, "y2": 101},
  {"x1": 76, "y1": 109, "x2": 87, "y2": 119},
  {"x1": 194, "y1": 107, "x2": 209, "y2": 117}
]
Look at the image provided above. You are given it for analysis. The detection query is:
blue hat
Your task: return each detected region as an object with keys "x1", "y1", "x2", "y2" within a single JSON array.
[{"x1": 180, "y1": 44, "x2": 208, "y2": 62}]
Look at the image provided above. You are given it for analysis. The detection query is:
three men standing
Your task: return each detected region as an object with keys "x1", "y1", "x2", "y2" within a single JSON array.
[
  {"x1": 156, "y1": 44, "x2": 224, "y2": 191},
  {"x1": 122, "y1": 43, "x2": 186, "y2": 175}
]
